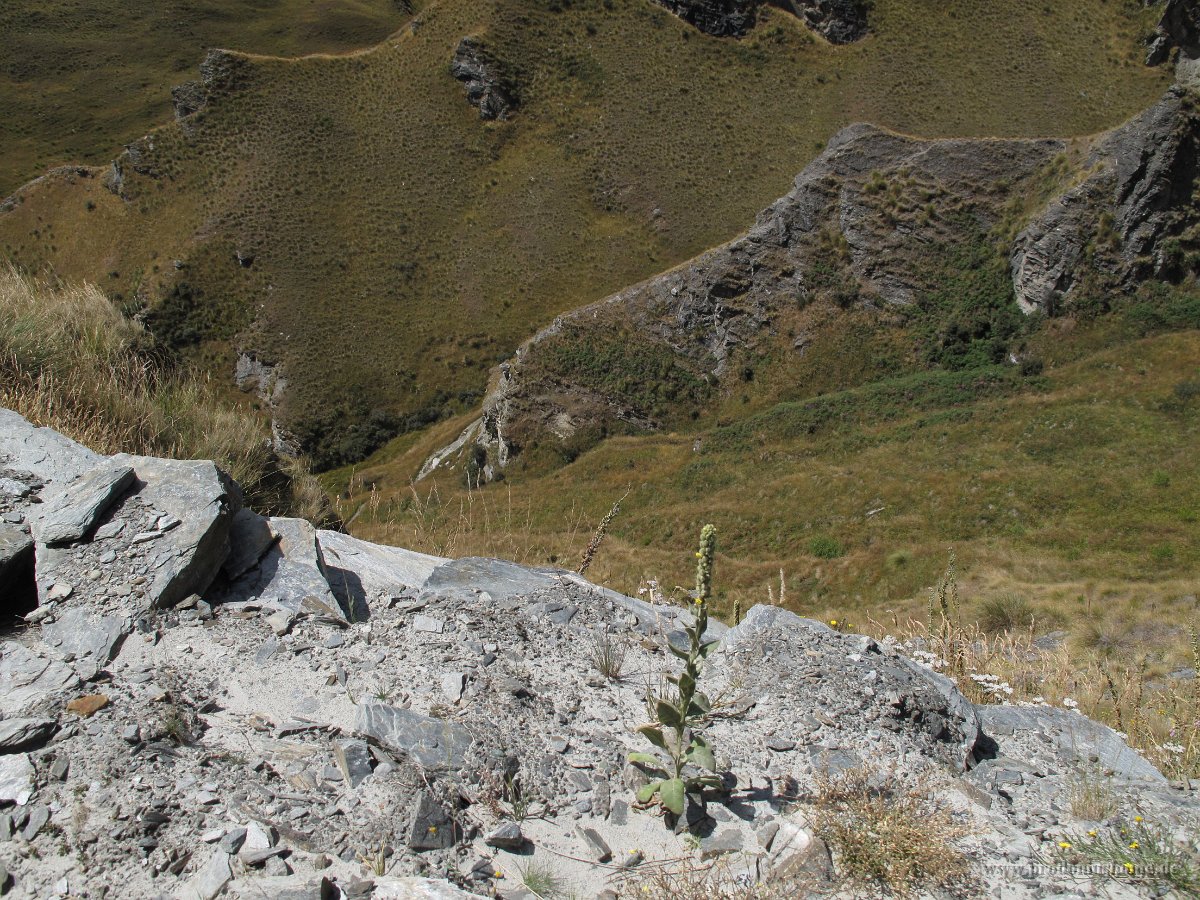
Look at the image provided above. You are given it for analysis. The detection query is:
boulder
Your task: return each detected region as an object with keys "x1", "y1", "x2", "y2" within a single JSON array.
[
  {"x1": 112, "y1": 454, "x2": 237, "y2": 608},
  {"x1": 318, "y1": 530, "x2": 445, "y2": 620},
  {"x1": 0, "y1": 409, "x2": 100, "y2": 487},
  {"x1": 0, "y1": 718, "x2": 56, "y2": 753},
  {"x1": 354, "y1": 702, "x2": 473, "y2": 771},
  {"x1": 222, "y1": 517, "x2": 339, "y2": 615},
  {"x1": 222, "y1": 508, "x2": 278, "y2": 581},
  {"x1": 40, "y1": 608, "x2": 126, "y2": 680},
  {"x1": 31, "y1": 462, "x2": 135, "y2": 546}
]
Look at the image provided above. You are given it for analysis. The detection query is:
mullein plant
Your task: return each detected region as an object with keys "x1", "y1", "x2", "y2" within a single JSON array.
[{"x1": 629, "y1": 524, "x2": 725, "y2": 820}]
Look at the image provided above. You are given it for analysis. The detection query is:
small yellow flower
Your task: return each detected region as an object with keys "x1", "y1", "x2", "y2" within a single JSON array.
[
  {"x1": 1134, "y1": 815, "x2": 1143, "y2": 823},
  {"x1": 695, "y1": 552, "x2": 702, "y2": 558},
  {"x1": 1087, "y1": 830, "x2": 1098, "y2": 837},
  {"x1": 830, "y1": 619, "x2": 838, "y2": 626},
  {"x1": 1124, "y1": 862, "x2": 1135, "y2": 874},
  {"x1": 1129, "y1": 841, "x2": 1139, "y2": 850},
  {"x1": 1058, "y1": 841, "x2": 1071, "y2": 850},
  {"x1": 494, "y1": 871, "x2": 503, "y2": 879},
  {"x1": 428, "y1": 826, "x2": 438, "y2": 834}
]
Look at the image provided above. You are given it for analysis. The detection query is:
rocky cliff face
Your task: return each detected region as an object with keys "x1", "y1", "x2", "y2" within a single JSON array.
[
  {"x1": 451, "y1": 38, "x2": 518, "y2": 121},
  {"x1": 423, "y1": 86, "x2": 1199, "y2": 481},
  {"x1": 653, "y1": 0, "x2": 868, "y2": 41},
  {"x1": 0, "y1": 409, "x2": 1191, "y2": 898}
]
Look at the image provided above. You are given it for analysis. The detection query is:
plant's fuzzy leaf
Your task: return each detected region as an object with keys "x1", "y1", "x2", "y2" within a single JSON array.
[
  {"x1": 668, "y1": 644, "x2": 690, "y2": 661},
  {"x1": 627, "y1": 752, "x2": 659, "y2": 765},
  {"x1": 688, "y1": 737, "x2": 716, "y2": 772},
  {"x1": 660, "y1": 778, "x2": 685, "y2": 815},
  {"x1": 637, "y1": 780, "x2": 664, "y2": 804},
  {"x1": 636, "y1": 724, "x2": 668, "y2": 749},
  {"x1": 656, "y1": 700, "x2": 682, "y2": 728},
  {"x1": 690, "y1": 774, "x2": 725, "y2": 789}
]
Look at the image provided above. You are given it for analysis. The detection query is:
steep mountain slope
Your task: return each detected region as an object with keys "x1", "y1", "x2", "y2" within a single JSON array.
[
  {"x1": 438, "y1": 86, "x2": 1200, "y2": 478},
  {"x1": 0, "y1": 0, "x2": 408, "y2": 193},
  {"x1": 0, "y1": 0, "x2": 1168, "y2": 468}
]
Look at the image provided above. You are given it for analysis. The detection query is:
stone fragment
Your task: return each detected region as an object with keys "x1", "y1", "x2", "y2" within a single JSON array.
[
  {"x1": 766, "y1": 736, "x2": 796, "y2": 752},
  {"x1": 333, "y1": 739, "x2": 373, "y2": 788},
  {"x1": 412, "y1": 615, "x2": 445, "y2": 634},
  {"x1": 0, "y1": 644, "x2": 78, "y2": 717},
  {"x1": 42, "y1": 608, "x2": 126, "y2": 676},
  {"x1": 186, "y1": 850, "x2": 232, "y2": 900},
  {"x1": 66, "y1": 694, "x2": 109, "y2": 718},
  {"x1": 407, "y1": 791, "x2": 454, "y2": 851},
  {"x1": 441, "y1": 672, "x2": 465, "y2": 703},
  {"x1": 48, "y1": 756, "x2": 68, "y2": 782},
  {"x1": 222, "y1": 508, "x2": 277, "y2": 580},
  {"x1": 266, "y1": 611, "x2": 294, "y2": 636},
  {"x1": 484, "y1": 820, "x2": 523, "y2": 849},
  {"x1": 32, "y1": 463, "x2": 134, "y2": 546},
  {"x1": 222, "y1": 517, "x2": 338, "y2": 615},
  {"x1": 576, "y1": 825, "x2": 612, "y2": 862},
  {"x1": 354, "y1": 702, "x2": 472, "y2": 771},
  {"x1": 700, "y1": 828, "x2": 742, "y2": 859},
  {"x1": 239, "y1": 846, "x2": 287, "y2": 866},
  {"x1": 20, "y1": 804, "x2": 48, "y2": 841},
  {"x1": 0, "y1": 755, "x2": 34, "y2": 805},
  {"x1": 318, "y1": 531, "x2": 445, "y2": 623},
  {"x1": 92, "y1": 520, "x2": 125, "y2": 541},
  {"x1": 0, "y1": 718, "x2": 55, "y2": 753},
  {"x1": 243, "y1": 821, "x2": 277, "y2": 850}
]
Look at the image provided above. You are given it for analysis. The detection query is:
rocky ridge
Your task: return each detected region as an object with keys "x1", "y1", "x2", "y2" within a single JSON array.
[
  {"x1": 652, "y1": 0, "x2": 868, "y2": 42},
  {"x1": 0, "y1": 409, "x2": 1195, "y2": 898},
  {"x1": 424, "y1": 84, "x2": 1200, "y2": 481}
]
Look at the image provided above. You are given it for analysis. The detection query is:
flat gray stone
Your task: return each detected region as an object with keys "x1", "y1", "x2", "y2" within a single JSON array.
[
  {"x1": 186, "y1": 849, "x2": 232, "y2": 900},
  {"x1": 222, "y1": 508, "x2": 277, "y2": 580},
  {"x1": 32, "y1": 463, "x2": 135, "y2": 546},
  {"x1": 0, "y1": 410, "x2": 100, "y2": 486},
  {"x1": 0, "y1": 718, "x2": 55, "y2": 753},
  {"x1": 0, "y1": 754, "x2": 34, "y2": 805},
  {"x1": 222, "y1": 517, "x2": 338, "y2": 615},
  {"x1": 441, "y1": 672, "x2": 465, "y2": 703},
  {"x1": 484, "y1": 820, "x2": 523, "y2": 849},
  {"x1": 41, "y1": 608, "x2": 126, "y2": 678},
  {"x1": 354, "y1": 702, "x2": 472, "y2": 771},
  {"x1": 577, "y1": 825, "x2": 613, "y2": 862},
  {"x1": 333, "y1": 738, "x2": 373, "y2": 788},
  {"x1": 407, "y1": 791, "x2": 454, "y2": 851},
  {"x1": 0, "y1": 643, "x2": 79, "y2": 717},
  {"x1": 977, "y1": 705, "x2": 1166, "y2": 783},
  {"x1": 20, "y1": 804, "x2": 48, "y2": 841}
]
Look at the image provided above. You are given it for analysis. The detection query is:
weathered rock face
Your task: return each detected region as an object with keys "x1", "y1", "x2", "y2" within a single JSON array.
[
  {"x1": 421, "y1": 86, "x2": 1199, "y2": 479},
  {"x1": 451, "y1": 38, "x2": 517, "y2": 121},
  {"x1": 1147, "y1": 0, "x2": 1200, "y2": 66},
  {"x1": 768, "y1": 0, "x2": 869, "y2": 43},
  {"x1": 1011, "y1": 86, "x2": 1200, "y2": 313},
  {"x1": 653, "y1": 0, "x2": 760, "y2": 37},
  {"x1": 0, "y1": 407, "x2": 1190, "y2": 899},
  {"x1": 653, "y1": 0, "x2": 869, "y2": 41}
]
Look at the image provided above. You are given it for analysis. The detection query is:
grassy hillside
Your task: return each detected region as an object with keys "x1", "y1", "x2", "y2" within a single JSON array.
[
  {"x1": 0, "y1": 0, "x2": 408, "y2": 193},
  {"x1": 329, "y1": 295, "x2": 1200, "y2": 637},
  {"x1": 0, "y1": 0, "x2": 1169, "y2": 468}
]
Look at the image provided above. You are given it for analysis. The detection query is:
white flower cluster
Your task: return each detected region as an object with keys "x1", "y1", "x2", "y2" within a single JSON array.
[
  {"x1": 909, "y1": 649, "x2": 946, "y2": 671},
  {"x1": 1016, "y1": 695, "x2": 1051, "y2": 708},
  {"x1": 1162, "y1": 742, "x2": 1186, "y2": 755},
  {"x1": 636, "y1": 578, "x2": 664, "y2": 605},
  {"x1": 1061, "y1": 697, "x2": 1079, "y2": 710},
  {"x1": 969, "y1": 673, "x2": 1014, "y2": 697}
]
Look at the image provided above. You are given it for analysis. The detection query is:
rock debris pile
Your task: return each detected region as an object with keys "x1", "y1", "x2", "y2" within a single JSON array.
[{"x1": 0, "y1": 408, "x2": 1194, "y2": 898}]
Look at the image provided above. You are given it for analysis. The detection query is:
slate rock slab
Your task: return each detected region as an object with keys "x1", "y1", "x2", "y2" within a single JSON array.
[
  {"x1": 32, "y1": 462, "x2": 134, "y2": 546},
  {"x1": 407, "y1": 791, "x2": 455, "y2": 851},
  {"x1": 41, "y1": 608, "x2": 126, "y2": 678},
  {"x1": 354, "y1": 702, "x2": 472, "y2": 771},
  {"x1": 0, "y1": 718, "x2": 56, "y2": 753},
  {"x1": 977, "y1": 705, "x2": 1166, "y2": 784},
  {"x1": 0, "y1": 410, "x2": 99, "y2": 487},
  {"x1": 318, "y1": 530, "x2": 446, "y2": 620},
  {"x1": 0, "y1": 643, "x2": 79, "y2": 717},
  {"x1": 223, "y1": 517, "x2": 338, "y2": 615},
  {"x1": 0, "y1": 754, "x2": 34, "y2": 805}
]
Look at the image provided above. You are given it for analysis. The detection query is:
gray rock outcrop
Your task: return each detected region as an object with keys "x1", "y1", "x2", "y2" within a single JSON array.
[
  {"x1": 0, "y1": 406, "x2": 1189, "y2": 900},
  {"x1": 653, "y1": 0, "x2": 868, "y2": 41},
  {"x1": 451, "y1": 38, "x2": 517, "y2": 121},
  {"x1": 426, "y1": 86, "x2": 1199, "y2": 477}
]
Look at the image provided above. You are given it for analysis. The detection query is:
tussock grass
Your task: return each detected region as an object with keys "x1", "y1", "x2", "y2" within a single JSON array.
[
  {"x1": 808, "y1": 767, "x2": 972, "y2": 897},
  {"x1": 1, "y1": 0, "x2": 1168, "y2": 466},
  {"x1": 0, "y1": 265, "x2": 329, "y2": 519}
]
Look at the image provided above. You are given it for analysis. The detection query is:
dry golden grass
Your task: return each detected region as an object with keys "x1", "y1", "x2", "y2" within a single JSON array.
[
  {"x1": 808, "y1": 767, "x2": 972, "y2": 897},
  {"x1": 0, "y1": 265, "x2": 329, "y2": 519}
]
